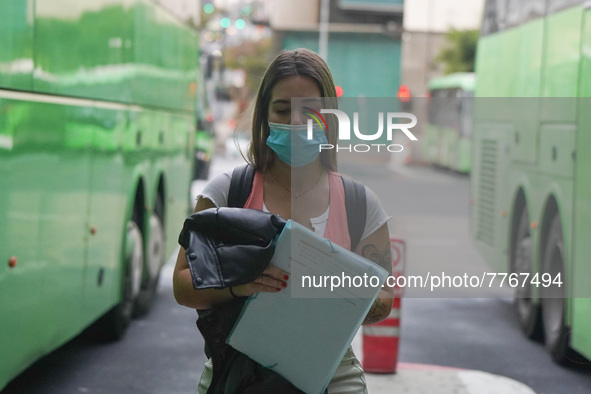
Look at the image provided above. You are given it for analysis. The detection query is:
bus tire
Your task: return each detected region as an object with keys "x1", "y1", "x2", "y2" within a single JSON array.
[
  {"x1": 512, "y1": 208, "x2": 543, "y2": 340},
  {"x1": 93, "y1": 219, "x2": 143, "y2": 341},
  {"x1": 134, "y1": 198, "x2": 165, "y2": 316},
  {"x1": 541, "y1": 214, "x2": 572, "y2": 364}
]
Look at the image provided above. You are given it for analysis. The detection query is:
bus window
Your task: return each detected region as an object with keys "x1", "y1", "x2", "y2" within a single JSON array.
[
  {"x1": 481, "y1": 0, "x2": 509, "y2": 36},
  {"x1": 547, "y1": 0, "x2": 584, "y2": 15},
  {"x1": 460, "y1": 92, "x2": 474, "y2": 139},
  {"x1": 505, "y1": 0, "x2": 546, "y2": 28}
]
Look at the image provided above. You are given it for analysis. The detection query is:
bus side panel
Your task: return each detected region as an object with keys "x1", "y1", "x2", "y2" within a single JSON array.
[
  {"x1": 509, "y1": 21, "x2": 544, "y2": 165},
  {"x1": 130, "y1": 1, "x2": 198, "y2": 112},
  {"x1": 475, "y1": 24, "x2": 543, "y2": 169},
  {"x1": 441, "y1": 126, "x2": 456, "y2": 170},
  {"x1": 33, "y1": 1, "x2": 134, "y2": 103},
  {"x1": 456, "y1": 137, "x2": 471, "y2": 174},
  {"x1": 165, "y1": 114, "x2": 194, "y2": 258},
  {"x1": 538, "y1": 8, "x2": 581, "y2": 130},
  {"x1": 514, "y1": 21, "x2": 544, "y2": 98},
  {"x1": 542, "y1": 7, "x2": 583, "y2": 98},
  {"x1": 570, "y1": 8, "x2": 591, "y2": 360},
  {"x1": 0, "y1": 0, "x2": 34, "y2": 90},
  {"x1": 470, "y1": 119, "x2": 513, "y2": 273},
  {"x1": 422, "y1": 123, "x2": 439, "y2": 166},
  {"x1": 475, "y1": 22, "x2": 544, "y2": 98},
  {"x1": 83, "y1": 106, "x2": 137, "y2": 319},
  {"x1": 144, "y1": 110, "x2": 170, "y2": 265},
  {"x1": 473, "y1": 36, "x2": 499, "y2": 97},
  {"x1": 0, "y1": 97, "x2": 92, "y2": 388},
  {"x1": 32, "y1": 0, "x2": 197, "y2": 113},
  {"x1": 540, "y1": 5, "x2": 585, "y2": 357},
  {"x1": 483, "y1": 30, "x2": 519, "y2": 97},
  {"x1": 145, "y1": 110, "x2": 167, "y2": 208},
  {"x1": 474, "y1": 0, "x2": 589, "y2": 361},
  {"x1": 437, "y1": 127, "x2": 450, "y2": 169}
]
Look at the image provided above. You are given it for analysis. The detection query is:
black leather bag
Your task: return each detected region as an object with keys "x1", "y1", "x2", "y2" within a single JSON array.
[
  {"x1": 178, "y1": 207, "x2": 303, "y2": 393},
  {"x1": 178, "y1": 207, "x2": 286, "y2": 290}
]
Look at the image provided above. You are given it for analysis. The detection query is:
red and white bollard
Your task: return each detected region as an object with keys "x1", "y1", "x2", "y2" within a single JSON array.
[{"x1": 362, "y1": 238, "x2": 405, "y2": 373}]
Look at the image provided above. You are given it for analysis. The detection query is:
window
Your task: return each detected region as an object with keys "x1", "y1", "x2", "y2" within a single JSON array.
[
  {"x1": 505, "y1": 0, "x2": 546, "y2": 28},
  {"x1": 481, "y1": 0, "x2": 508, "y2": 36},
  {"x1": 482, "y1": 0, "x2": 548, "y2": 35},
  {"x1": 547, "y1": 0, "x2": 584, "y2": 15}
]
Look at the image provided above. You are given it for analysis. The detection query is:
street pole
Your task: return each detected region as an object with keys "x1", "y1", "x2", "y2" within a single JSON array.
[
  {"x1": 319, "y1": 0, "x2": 330, "y2": 62},
  {"x1": 425, "y1": 0, "x2": 432, "y2": 89}
]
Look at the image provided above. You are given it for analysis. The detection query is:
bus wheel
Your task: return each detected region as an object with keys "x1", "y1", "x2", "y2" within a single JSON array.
[
  {"x1": 541, "y1": 214, "x2": 571, "y2": 364},
  {"x1": 93, "y1": 219, "x2": 143, "y2": 341},
  {"x1": 512, "y1": 208, "x2": 542, "y2": 339},
  {"x1": 134, "y1": 208, "x2": 165, "y2": 316}
]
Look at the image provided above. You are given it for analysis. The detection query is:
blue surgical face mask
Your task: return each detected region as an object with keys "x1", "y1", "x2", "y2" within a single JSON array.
[{"x1": 266, "y1": 121, "x2": 328, "y2": 167}]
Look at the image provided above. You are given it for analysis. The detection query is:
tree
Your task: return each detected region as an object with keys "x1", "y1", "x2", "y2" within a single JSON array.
[
  {"x1": 434, "y1": 29, "x2": 479, "y2": 74},
  {"x1": 225, "y1": 38, "x2": 273, "y2": 94}
]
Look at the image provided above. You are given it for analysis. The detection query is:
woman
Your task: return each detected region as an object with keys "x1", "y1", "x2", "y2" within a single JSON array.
[{"x1": 173, "y1": 48, "x2": 393, "y2": 393}]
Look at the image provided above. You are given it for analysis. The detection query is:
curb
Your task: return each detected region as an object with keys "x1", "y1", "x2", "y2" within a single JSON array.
[{"x1": 352, "y1": 331, "x2": 536, "y2": 394}]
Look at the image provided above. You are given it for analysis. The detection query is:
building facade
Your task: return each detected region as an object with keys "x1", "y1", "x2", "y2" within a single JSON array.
[
  {"x1": 402, "y1": 0, "x2": 484, "y2": 97},
  {"x1": 269, "y1": 0, "x2": 404, "y2": 98}
]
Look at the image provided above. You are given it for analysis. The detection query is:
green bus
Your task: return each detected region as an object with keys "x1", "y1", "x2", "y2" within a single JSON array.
[
  {"x1": 193, "y1": 67, "x2": 215, "y2": 181},
  {"x1": 194, "y1": 125, "x2": 215, "y2": 180},
  {"x1": 424, "y1": 73, "x2": 475, "y2": 174},
  {"x1": 471, "y1": 0, "x2": 591, "y2": 363},
  {"x1": 0, "y1": 1, "x2": 198, "y2": 389}
]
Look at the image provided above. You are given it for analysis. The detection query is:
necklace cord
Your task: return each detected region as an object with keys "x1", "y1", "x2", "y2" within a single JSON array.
[{"x1": 267, "y1": 169, "x2": 324, "y2": 199}]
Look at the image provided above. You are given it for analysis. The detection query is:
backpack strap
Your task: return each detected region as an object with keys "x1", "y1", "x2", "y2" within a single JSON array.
[
  {"x1": 228, "y1": 164, "x2": 256, "y2": 208},
  {"x1": 229, "y1": 166, "x2": 367, "y2": 251},
  {"x1": 341, "y1": 176, "x2": 367, "y2": 251}
]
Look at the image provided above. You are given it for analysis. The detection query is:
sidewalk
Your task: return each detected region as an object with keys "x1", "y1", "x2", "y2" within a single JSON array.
[
  {"x1": 356, "y1": 162, "x2": 535, "y2": 393},
  {"x1": 351, "y1": 332, "x2": 536, "y2": 394}
]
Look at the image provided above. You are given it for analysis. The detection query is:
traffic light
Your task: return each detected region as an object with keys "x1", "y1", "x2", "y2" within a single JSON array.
[
  {"x1": 220, "y1": 17, "x2": 231, "y2": 28},
  {"x1": 235, "y1": 19, "x2": 246, "y2": 30},
  {"x1": 397, "y1": 85, "x2": 412, "y2": 112},
  {"x1": 240, "y1": 5, "x2": 253, "y2": 16},
  {"x1": 397, "y1": 84, "x2": 411, "y2": 103},
  {"x1": 203, "y1": 3, "x2": 214, "y2": 14}
]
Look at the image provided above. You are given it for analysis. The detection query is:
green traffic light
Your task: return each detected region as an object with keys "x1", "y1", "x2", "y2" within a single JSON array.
[
  {"x1": 235, "y1": 19, "x2": 246, "y2": 30},
  {"x1": 240, "y1": 5, "x2": 253, "y2": 16},
  {"x1": 203, "y1": 3, "x2": 214, "y2": 14},
  {"x1": 220, "y1": 17, "x2": 231, "y2": 28}
]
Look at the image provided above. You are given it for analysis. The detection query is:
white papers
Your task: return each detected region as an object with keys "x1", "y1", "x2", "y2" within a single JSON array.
[{"x1": 227, "y1": 220, "x2": 388, "y2": 394}]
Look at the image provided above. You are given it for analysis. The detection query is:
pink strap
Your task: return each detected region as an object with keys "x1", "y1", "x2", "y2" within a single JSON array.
[
  {"x1": 323, "y1": 172, "x2": 351, "y2": 250},
  {"x1": 243, "y1": 170, "x2": 352, "y2": 251},
  {"x1": 243, "y1": 171, "x2": 264, "y2": 210}
]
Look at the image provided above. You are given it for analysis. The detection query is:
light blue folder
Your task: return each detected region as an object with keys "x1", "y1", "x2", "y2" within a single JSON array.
[{"x1": 227, "y1": 220, "x2": 388, "y2": 394}]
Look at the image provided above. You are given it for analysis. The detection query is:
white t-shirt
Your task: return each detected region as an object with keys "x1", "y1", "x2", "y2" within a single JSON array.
[{"x1": 198, "y1": 169, "x2": 391, "y2": 243}]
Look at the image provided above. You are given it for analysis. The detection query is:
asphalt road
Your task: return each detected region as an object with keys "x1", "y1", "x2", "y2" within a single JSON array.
[{"x1": 4, "y1": 155, "x2": 591, "y2": 394}]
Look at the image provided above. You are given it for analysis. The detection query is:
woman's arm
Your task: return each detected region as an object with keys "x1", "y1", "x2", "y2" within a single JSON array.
[
  {"x1": 353, "y1": 223, "x2": 394, "y2": 325},
  {"x1": 173, "y1": 197, "x2": 289, "y2": 310}
]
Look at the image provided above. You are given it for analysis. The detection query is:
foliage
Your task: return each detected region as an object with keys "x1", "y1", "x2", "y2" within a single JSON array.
[
  {"x1": 434, "y1": 29, "x2": 479, "y2": 74},
  {"x1": 224, "y1": 38, "x2": 273, "y2": 95}
]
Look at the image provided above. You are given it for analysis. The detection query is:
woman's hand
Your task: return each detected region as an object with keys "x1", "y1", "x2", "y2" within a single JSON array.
[
  {"x1": 173, "y1": 196, "x2": 289, "y2": 310},
  {"x1": 231, "y1": 265, "x2": 290, "y2": 298}
]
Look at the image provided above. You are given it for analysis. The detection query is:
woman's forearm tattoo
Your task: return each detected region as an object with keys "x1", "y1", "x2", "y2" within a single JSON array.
[
  {"x1": 361, "y1": 242, "x2": 391, "y2": 269},
  {"x1": 361, "y1": 241, "x2": 392, "y2": 324},
  {"x1": 363, "y1": 297, "x2": 389, "y2": 325}
]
